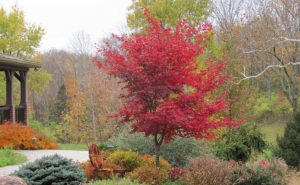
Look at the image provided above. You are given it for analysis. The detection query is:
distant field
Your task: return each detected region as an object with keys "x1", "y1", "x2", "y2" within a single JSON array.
[
  {"x1": 58, "y1": 143, "x2": 88, "y2": 151},
  {"x1": 259, "y1": 123, "x2": 285, "y2": 145}
]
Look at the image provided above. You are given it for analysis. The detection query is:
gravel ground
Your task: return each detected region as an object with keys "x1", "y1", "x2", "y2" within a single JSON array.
[{"x1": 0, "y1": 150, "x2": 89, "y2": 176}]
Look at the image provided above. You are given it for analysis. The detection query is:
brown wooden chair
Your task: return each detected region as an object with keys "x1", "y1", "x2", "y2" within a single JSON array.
[{"x1": 88, "y1": 144, "x2": 126, "y2": 177}]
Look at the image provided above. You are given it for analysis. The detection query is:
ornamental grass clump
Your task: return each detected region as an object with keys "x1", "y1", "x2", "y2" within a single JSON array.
[
  {"x1": 181, "y1": 156, "x2": 232, "y2": 185},
  {"x1": 12, "y1": 154, "x2": 86, "y2": 185}
]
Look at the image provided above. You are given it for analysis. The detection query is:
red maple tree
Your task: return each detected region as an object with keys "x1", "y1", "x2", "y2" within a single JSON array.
[{"x1": 96, "y1": 11, "x2": 238, "y2": 166}]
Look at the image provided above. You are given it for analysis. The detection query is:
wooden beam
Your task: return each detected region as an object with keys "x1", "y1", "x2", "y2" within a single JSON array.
[
  {"x1": 5, "y1": 69, "x2": 15, "y2": 123},
  {"x1": 20, "y1": 71, "x2": 27, "y2": 105},
  {"x1": 5, "y1": 70, "x2": 13, "y2": 105},
  {"x1": 0, "y1": 66, "x2": 29, "y2": 71},
  {"x1": 20, "y1": 70, "x2": 28, "y2": 125},
  {"x1": 14, "y1": 72, "x2": 21, "y2": 82}
]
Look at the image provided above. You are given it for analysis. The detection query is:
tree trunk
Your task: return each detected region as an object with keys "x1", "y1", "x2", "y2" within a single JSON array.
[
  {"x1": 155, "y1": 143, "x2": 161, "y2": 167},
  {"x1": 292, "y1": 97, "x2": 298, "y2": 116},
  {"x1": 154, "y1": 134, "x2": 163, "y2": 167}
]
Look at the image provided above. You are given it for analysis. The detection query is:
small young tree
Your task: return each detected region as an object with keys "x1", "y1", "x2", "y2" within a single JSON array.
[{"x1": 96, "y1": 11, "x2": 237, "y2": 167}]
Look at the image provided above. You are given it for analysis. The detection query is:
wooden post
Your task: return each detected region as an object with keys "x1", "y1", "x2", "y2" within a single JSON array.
[
  {"x1": 20, "y1": 70, "x2": 28, "y2": 125},
  {"x1": 5, "y1": 70, "x2": 15, "y2": 123}
]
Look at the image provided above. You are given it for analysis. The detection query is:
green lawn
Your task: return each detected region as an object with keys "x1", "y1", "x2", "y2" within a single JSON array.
[
  {"x1": 58, "y1": 143, "x2": 89, "y2": 151},
  {"x1": 0, "y1": 149, "x2": 27, "y2": 167},
  {"x1": 259, "y1": 123, "x2": 285, "y2": 145}
]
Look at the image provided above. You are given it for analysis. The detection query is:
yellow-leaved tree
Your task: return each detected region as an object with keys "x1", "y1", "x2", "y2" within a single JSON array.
[{"x1": 57, "y1": 74, "x2": 91, "y2": 143}]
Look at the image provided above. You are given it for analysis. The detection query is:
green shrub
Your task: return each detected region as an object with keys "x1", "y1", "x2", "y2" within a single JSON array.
[
  {"x1": 108, "y1": 150, "x2": 144, "y2": 172},
  {"x1": 88, "y1": 177, "x2": 140, "y2": 185},
  {"x1": 0, "y1": 149, "x2": 27, "y2": 167},
  {"x1": 29, "y1": 118, "x2": 57, "y2": 142},
  {"x1": 213, "y1": 123, "x2": 266, "y2": 162},
  {"x1": 275, "y1": 114, "x2": 300, "y2": 168},
  {"x1": 107, "y1": 130, "x2": 205, "y2": 166},
  {"x1": 232, "y1": 158, "x2": 288, "y2": 185},
  {"x1": 97, "y1": 143, "x2": 116, "y2": 151},
  {"x1": 12, "y1": 154, "x2": 86, "y2": 185},
  {"x1": 129, "y1": 166, "x2": 168, "y2": 185},
  {"x1": 181, "y1": 156, "x2": 232, "y2": 185}
]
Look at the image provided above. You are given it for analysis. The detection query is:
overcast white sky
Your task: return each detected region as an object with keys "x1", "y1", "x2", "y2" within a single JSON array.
[{"x1": 0, "y1": 0, "x2": 132, "y2": 52}]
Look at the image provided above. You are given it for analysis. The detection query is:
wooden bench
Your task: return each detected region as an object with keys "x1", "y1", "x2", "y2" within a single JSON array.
[{"x1": 88, "y1": 144, "x2": 126, "y2": 177}]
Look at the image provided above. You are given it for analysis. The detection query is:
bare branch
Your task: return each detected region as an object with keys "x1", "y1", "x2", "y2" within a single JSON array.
[
  {"x1": 279, "y1": 37, "x2": 300, "y2": 42},
  {"x1": 236, "y1": 62, "x2": 300, "y2": 84},
  {"x1": 242, "y1": 37, "x2": 300, "y2": 55}
]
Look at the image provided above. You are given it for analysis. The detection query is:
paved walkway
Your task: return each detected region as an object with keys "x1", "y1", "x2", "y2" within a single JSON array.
[{"x1": 0, "y1": 150, "x2": 89, "y2": 176}]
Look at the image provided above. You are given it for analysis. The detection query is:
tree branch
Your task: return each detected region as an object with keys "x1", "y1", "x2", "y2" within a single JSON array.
[
  {"x1": 236, "y1": 62, "x2": 300, "y2": 84},
  {"x1": 279, "y1": 37, "x2": 300, "y2": 43}
]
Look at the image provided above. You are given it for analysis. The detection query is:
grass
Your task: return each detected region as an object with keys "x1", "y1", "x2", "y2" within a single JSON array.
[
  {"x1": 0, "y1": 149, "x2": 27, "y2": 167},
  {"x1": 58, "y1": 143, "x2": 88, "y2": 150},
  {"x1": 259, "y1": 123, "x2": 285, "y2": 145}
]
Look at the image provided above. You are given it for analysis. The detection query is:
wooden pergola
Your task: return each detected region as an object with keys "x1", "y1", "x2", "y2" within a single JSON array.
[{"x1": 0, "y1": 54, "x2": 41, "y2": 125}]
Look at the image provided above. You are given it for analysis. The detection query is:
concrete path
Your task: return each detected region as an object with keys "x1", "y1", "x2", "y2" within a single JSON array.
[{"x1": 0, "y1": 150, "x2": 89, "y2": 176}]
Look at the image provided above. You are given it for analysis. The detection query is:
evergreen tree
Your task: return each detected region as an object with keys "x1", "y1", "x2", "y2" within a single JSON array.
[
  {"x1": 50, "y1": 84, "x2": 67, "y2": 123},
  {"x1": 276, "y1": 114, "x2": 300, "y2": 169}
]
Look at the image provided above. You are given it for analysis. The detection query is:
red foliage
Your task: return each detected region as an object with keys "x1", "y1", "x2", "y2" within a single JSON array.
[
  {"x1": 96, "y1": 11, "x2": 239, "y2": 143},
  {"x1": 0, "y1": 123, "x2": 58, "y2": 149},
  {"x1": 168, "y1": 167, "x2": 186, "y2": 181}
]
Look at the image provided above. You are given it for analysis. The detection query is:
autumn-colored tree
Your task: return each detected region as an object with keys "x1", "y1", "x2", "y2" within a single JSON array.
[
  {"x1": 57, "y1": 74, "x2": 90, "y2": 143},
  {"x1": 97, "y1": 12, "x2": 237, "y2": 166}
]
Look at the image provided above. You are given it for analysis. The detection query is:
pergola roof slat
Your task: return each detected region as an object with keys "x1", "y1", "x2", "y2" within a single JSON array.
[{"x1": 0, "y1": 54, "x2": 41, "y2": 69}]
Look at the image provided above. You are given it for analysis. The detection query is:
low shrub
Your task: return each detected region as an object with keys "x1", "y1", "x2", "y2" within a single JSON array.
[
  {"x1": 142, "y1": 154, "x2": 171, "y2": 171},
  {"x1": 181, "y1": 156, "x2": 232, "y2": 185},
  {"x1": 88, "y1": 177, "x2": 140, "y2": 185},
  {"x1": 0, "y1": 123, "x2": 58, "y2": 149},
  {"x1": 107, "y1": 130, "x2": 205, "y2": 166},
  {"x1": 0, "y1": 149, "x2": 27, "y2": 167},
  {"x1": 168, "y1": 167, "x2": 186, "y2": 181},
  {"x1": 213, "y1": 123, "x2": 266, "y2": 162},
  {"x1": 232, "y1": 158, "x2": 288, "y2": 185},
  {"x1": 12, "y1": 154, "x2": 86, "y2": 184},
  {"x1": 108, "y1": 150, "x2": 144, "y2": 172},
  {"x1": 129, "y1": 166, "x2": 168, "y2": 185},
  {"x1": 275, "y1": 114, "x2": 300, "y2": 168}
]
